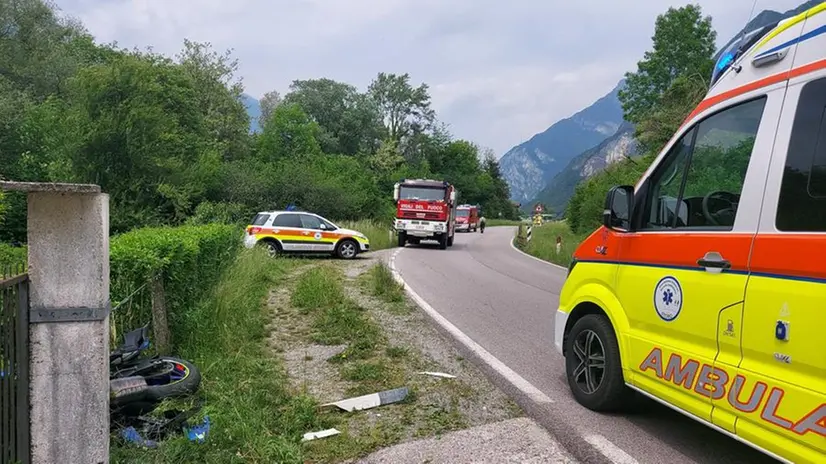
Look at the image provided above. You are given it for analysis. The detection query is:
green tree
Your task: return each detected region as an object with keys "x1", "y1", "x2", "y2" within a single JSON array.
[
  {"x1": 618, "y1": 4, "x2": 715, "y2": 127},
  {"x1": 66, "y1": 51, "x2": 221, "y2": 231},
  {"x1": 283, "y1": 78, "x2": 383, "y2": 156},
  {"x1": 367, "y1": 72, "x2": 435, "y2": 144},
  {"x1": 256, "y1": 102, "x2": 323, "y2": 162},
  {"x1": 258, "y1": 90, "x2": 282, "y2": 126},
  {"x1": 175, "y1": 39, "x2": 250, "y2": 161}
]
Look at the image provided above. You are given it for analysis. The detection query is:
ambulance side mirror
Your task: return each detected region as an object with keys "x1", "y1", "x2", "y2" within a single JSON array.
[{"x1": 604, "y1": 185, "x2": 634, "y2": 232}]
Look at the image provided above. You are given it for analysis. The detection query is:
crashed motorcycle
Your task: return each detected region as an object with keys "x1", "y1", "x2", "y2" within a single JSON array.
[{"x1": 110, "y1": 324, "x2": 207, "y2": 444}]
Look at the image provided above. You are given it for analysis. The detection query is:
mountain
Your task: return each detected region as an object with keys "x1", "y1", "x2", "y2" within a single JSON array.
[
  {"x1": 533, "y1": 122, "x2": 638, "y2": 212},
  {"x1": 519, "y1": 0, "x2": 819, "y2": 213},
  {"x1": 499, "y1": 79, "x2": 626, "y2": 203},
  {"x1": 241, "y1": 93, "x2": 262, "y2": 132}
]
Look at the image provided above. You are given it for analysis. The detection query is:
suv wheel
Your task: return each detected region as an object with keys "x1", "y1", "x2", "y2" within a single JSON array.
[
  {"x1": 259, "y1": 240, "x2": 280, "y2": 258},
  {"x1": 564, "y1": 314, "x2": 630, "y2": 412},
  {"x1": 336, "y1": 239, "x2": 359, "y2": 259}
]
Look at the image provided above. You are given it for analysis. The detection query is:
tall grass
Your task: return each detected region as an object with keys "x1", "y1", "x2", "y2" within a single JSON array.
[
  {"x1": 336, "y1": 219, "x2": 394, "y2": 251},
  {"x1": 368, "y1": 262, "x2": 405, "y2": 303},
  {"x1": 111, "y1": 249, "x2": 323, "y2": 464},
  {"x1": 516, "y1": 221, "x2": 584, "y2": 267}
]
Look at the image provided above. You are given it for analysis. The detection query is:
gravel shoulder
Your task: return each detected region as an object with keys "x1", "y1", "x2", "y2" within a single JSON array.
[{"x1": 265, "y1": 250, "x2": 572, "y2": 463}]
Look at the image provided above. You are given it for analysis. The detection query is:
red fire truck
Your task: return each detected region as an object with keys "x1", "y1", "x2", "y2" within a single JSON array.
[
  {"x1": 454, "y1": 204, "x2": 479, "y2": 232},
  {"x1": 393, "y1": 179, "x2": 457, "y2": 249}
]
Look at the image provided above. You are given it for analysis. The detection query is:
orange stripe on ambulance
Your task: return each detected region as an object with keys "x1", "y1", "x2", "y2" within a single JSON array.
[{"x1": 639, "y1": 348, "x2": 826, "y2": 437}]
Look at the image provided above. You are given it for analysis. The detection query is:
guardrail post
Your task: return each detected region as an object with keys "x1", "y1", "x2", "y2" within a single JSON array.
[{"x1": 2, "y1": 182, "x2": 110, "y2": 464}]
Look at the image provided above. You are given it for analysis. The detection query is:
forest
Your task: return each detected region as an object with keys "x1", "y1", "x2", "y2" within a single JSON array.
[{"x1": 0, "y1": 0, "x2": 518, "y2": 243}]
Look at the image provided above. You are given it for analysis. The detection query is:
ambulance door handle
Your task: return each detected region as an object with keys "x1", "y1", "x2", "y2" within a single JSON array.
[{"x1": 697, "y1": 251, "x2": 731, "y2": 271}]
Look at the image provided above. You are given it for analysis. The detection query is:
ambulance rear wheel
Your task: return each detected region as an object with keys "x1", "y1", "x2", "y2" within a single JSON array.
[{"x1": 564, "y1": 314, "x2": 630, "y2": 412}]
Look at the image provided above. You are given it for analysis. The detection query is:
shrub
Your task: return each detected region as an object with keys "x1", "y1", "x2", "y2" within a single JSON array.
[{"x1": 109, "y1": 223, "x2": 241, "y2": 347}]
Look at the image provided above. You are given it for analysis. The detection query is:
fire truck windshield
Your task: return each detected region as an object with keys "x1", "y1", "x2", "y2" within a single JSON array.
[
  {"x1": 456, "y1": 210, "x2": 469, "y2": 217},
  {"x1": 399, "y1": 186, "x2": 446, "y2": 201}
]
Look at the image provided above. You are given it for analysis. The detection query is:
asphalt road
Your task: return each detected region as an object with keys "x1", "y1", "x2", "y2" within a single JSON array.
[{"x1": 391, "y1": 226, "x2": 780, "y2": 464}]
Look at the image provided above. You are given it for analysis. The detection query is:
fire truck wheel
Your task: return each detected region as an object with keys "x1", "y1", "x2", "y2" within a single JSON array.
[
  {"x1": 447, "y1": 235, "x2": 454, "y2": 247},
  {"x1": 439, "y1": 234, "x2": 448, "y2": 250},
  {"x1": 397, "y1": 232, "x2": 406, "y2": 248}
]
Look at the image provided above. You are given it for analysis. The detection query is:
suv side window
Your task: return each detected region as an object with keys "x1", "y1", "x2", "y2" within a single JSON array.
[
  {"x1": 640, "y1": 97, "x2": 767, "y2": 230},
  {"x1": 299, "y1": 214, "x2": 323, "y2": 230},
  {"x1": 776, "y1": 77, "x2": 826, "y2": 231},
  {"x1": 273, "y1": 213, "x2": 302, "y2": 228}
]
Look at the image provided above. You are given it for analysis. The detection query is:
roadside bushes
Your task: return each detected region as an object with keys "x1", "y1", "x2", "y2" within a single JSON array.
[
  {"x1": 0, "y1": 243, "x2": 26, "y2": 270},
  {"x1": 109, "y1": 223, "x2": 241, "y2": 347}
]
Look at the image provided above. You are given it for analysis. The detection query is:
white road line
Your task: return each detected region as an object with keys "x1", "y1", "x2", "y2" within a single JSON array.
[
  {"x1": 507, "y1": 230, "x2": 568, "y2": 272},
  {"x1": 584, "y1": 434, "x2": 640, "y2": 464},
  {"x1": 388, "y1": 248, "x2": 554, "y2": 404}
]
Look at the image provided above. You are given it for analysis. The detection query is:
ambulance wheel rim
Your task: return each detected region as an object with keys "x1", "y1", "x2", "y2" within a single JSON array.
[{"x1": 572, "y1": 329, "x2": 606, "y2": 394}]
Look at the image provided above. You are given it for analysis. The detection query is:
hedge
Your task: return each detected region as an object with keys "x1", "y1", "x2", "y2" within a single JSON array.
[
  {"x1": 109, "y1": 223, "x2": 242, "y2": 347},
  {"x1": 0, "y1": 243, "x2": 26, "y2": 272}
]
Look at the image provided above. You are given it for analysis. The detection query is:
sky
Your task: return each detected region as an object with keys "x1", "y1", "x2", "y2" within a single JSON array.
[{"x1": 56, "y1": 0, "x2": 804, "y2": 157}]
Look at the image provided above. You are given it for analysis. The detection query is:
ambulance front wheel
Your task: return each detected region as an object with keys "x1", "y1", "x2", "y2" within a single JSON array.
[{"x1": 563, "y1": 314, "x2": 631, "y2": 412}]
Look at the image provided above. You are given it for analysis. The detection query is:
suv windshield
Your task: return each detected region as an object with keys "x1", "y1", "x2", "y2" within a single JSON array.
[
  {"x1": 456, "y1": 210, "x2": 470, "y2": 217},
  {"x1": 399, "y1": 186, "x2": 445, "y2": 201}
]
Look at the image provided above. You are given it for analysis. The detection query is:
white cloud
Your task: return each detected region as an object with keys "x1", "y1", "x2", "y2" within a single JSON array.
[{"x1": 56, "y1": 0, "x2": 805, "y2": 155}]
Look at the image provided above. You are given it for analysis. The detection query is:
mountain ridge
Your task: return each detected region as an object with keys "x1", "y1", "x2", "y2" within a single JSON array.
[{"x1": 498, "y1": 79, "x2": 626, "y2": 203}]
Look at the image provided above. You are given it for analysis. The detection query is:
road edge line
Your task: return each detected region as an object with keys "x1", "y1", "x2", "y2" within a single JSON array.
[
  {"x1": 388, "y1": 248, "x2": 554, "y2": 404},
  {"x1": 507, "y1": 232, "x2": 568, "y2": 271},
  {"x1": 584, "y1": 434, "x2": 640, "y2": 464}
]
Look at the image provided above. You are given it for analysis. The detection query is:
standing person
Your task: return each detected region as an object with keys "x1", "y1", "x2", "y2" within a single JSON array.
[{"x1": 479, "y1": 215, "x2": 486, "y2": 233}]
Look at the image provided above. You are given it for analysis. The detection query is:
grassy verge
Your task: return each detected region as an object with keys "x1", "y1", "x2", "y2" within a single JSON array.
[
  {"x1": 337, "y1": 219, "x2": 393, "y2": 251},
  {"x1": 110, "y1": 249, "x2": 323, "y2": 464},
  {"x1": 485, "y1": 219, "x2": 525, "y2": 227},
  {"x1": 515, "y1": 221, "x2": 584, "y2": 268},
  {"x1": 269, "y1": 259, "x2": 519, "y2": 462}
]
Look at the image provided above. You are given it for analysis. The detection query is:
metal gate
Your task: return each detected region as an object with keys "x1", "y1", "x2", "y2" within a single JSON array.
[{"x1": 0, "y1": 265, "x2": 29, "y2": 464}]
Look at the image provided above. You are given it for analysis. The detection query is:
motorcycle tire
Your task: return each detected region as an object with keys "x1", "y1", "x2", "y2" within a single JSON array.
[{"x1": 143, "y1": 357, "x2": 202, "y2": 402}]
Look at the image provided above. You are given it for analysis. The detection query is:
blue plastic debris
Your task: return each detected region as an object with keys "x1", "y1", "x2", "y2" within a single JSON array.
[
  {"x1": 122, "y1": 426, "x2": 158, "y2": 448},
  {"x1": 185, "y1": 416, "x2": 210, "y2": 443}
]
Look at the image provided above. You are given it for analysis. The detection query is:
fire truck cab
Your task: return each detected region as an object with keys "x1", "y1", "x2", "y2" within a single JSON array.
[
  {"x1": 455, "y1": 204, "x2": 480, "y2": 232},
  {"x1": 393, "y1": 179, "x2": 457, "y2": 250}
]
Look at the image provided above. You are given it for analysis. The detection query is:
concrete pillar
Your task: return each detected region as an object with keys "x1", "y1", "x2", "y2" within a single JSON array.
[{"x1": 2, "y1": 182, "x2": 110, "y2": 464}]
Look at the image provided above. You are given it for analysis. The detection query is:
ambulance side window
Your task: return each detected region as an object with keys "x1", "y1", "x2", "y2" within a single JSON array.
[
  {"x1": 641, "y1": 97, "x2": 767, "y2": 230},
  {"x1": 776, "y1": 77, "x2": 826, "y2": 232}
]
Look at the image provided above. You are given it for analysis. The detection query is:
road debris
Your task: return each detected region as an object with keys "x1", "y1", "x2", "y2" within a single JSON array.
[
  {"x1": 302, "y1": 428, "x2": 342, "y2": 441},
  {"x1": 418, "y1": 371, "x2": 456, "y2": 379},
  {"x1": 321, "y1": 386, "x2": 409, "y2": 412}
]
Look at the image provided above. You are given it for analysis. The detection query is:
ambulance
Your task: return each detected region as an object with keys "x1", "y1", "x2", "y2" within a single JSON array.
[{"x1": 553, "y1": 3, "x2": 826, "y2": 463}]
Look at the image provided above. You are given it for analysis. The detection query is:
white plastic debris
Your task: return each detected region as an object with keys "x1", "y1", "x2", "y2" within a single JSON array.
[
  {"x1": 321, "y1": 386, "x2": 409, "y2": 412},
  {"x1": 418, "y1": 371, "x2": 457, "y2": 379},
  {"x1": 302, "y1": 428, "x2": 341, "y2": 441}
]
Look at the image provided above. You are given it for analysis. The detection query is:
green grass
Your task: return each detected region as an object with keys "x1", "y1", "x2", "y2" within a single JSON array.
[
  {"x1": 485, "y1": 219, "x2": 525, "y2": 227},
  {"x1": 110, "y1": 248, "x2": 324, "y2": 464},
  {"x1": 337, "y1": 219, "x2": 394, "y2": 251},
  {"x1": 290, "y1": 266, "x2": 345, "y2": 311},
  {"x1": 516, "y1": 221, "x2": 585, "y2": 268},
  {"x1": 367, "y1": 261, "x2": 405, "y2": 304}
]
